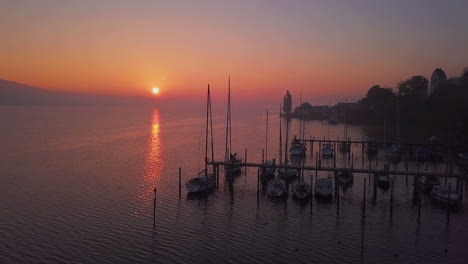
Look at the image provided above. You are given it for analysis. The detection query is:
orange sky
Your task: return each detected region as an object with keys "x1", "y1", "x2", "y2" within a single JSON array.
[{"x1": 1, "y1": 1, "x2": 467, "y2": 104}]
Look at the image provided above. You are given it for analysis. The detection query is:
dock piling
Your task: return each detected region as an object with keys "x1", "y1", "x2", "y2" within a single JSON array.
[
  {"x1": 178, "y1": 167, "x2": 181, "y2": 198},
  {"x1": 153, "y1": 188, "x2": 157, "y2": 229}
]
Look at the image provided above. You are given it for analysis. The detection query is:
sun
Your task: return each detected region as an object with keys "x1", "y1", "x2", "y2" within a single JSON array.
[{"x1": 152, "y1": 87, "x2": 160, "y2": 94}]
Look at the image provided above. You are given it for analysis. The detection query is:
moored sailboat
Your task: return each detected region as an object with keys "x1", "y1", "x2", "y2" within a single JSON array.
[{"x1": 186, "y1": 85, "x2": 216, "y2": 194}]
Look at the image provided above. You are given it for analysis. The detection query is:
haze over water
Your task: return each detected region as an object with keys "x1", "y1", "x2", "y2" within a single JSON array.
[{"x1": 1, "y1": 105, "x2": 467, "y2": 263}]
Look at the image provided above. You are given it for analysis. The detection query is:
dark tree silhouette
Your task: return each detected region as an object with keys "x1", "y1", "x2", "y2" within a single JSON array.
[{"x1": 397, "y1": 75, "x2": 428, "y2": 99}]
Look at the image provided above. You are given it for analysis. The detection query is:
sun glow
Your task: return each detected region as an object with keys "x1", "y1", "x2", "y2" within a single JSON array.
[{"x1": 152, "y1": 87, "x2": 160, "y2": 94}]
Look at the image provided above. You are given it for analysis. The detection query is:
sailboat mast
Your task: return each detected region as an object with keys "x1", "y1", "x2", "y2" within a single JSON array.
[
  {"x1": 209, "y1": 87, "x2": 214, "y2": 163},
  {"x1": 284, "y1": 109, "x2": 289, "y2": 165},
  {"x1": 265, "y1": 109, "x2": 269, "y2": 161},
  {"x1": 205, "y1": 85, "x2": 210, "y2": 175},
  {"x1": 279, "y1": 105, "x2": 283, "y2": 169},
  {"x1": 228, "y1": 76, "x2": 232, "y2": 155},
  {"x1": 225, "y1": 77, "x2": 230, "y2": 162}
]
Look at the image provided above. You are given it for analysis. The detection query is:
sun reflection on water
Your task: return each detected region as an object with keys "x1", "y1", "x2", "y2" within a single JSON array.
[{"x1": 138, "y1": 108, "x2": 163, "y2": 208}]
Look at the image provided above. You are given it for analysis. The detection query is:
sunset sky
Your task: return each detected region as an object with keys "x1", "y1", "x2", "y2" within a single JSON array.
[{"x1": 1, "y1": 0, "x2": 467, "y2": 104}]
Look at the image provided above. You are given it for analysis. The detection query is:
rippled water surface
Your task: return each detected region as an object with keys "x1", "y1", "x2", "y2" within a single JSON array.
[{"x1": 1, "y1": 105, "x2": 467, "y2": 264}]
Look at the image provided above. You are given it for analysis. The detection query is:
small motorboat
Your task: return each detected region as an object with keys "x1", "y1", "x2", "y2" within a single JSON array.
[
  {"x1": 292, "y1": 181, "x2": 312, "y2": 199},
  {"x1": 185, "y1": 173, "x2": 216, "y2": 193},
  {"x1": 322, "y1": 143, "x2": 334, "y2": 157},
  {"x1": 225, "y1": 153, "x2": 242, "y2": 176},
  {"x1": 290, "y1": 138, "x2": 307, "y2": 156},
  {"x1": 375, "y1": 173, "x2": 390, "y2": 190},
  {"x1": 431, "y1": 184, "x2": 459, "y2": 206},
  {"x1": 337, "y1": 170, "x2": 354, "y2": 188},
  {"x1": 267, "y1": 178, "x2": 288, "y2": 197},
  {"x1": 418, "y1": 175, "x2": 440, "y2": 193},
  {"x1": 279, "y1": 167, "x2": 298, "y2": 181},
  {"x1": 416, "y1": 147, "x2": 431, "y2": 162},
  {"x1": 385, "y1": 144, "x2": 401, "y2": 162},
  {"x1": 315, "y1": 178, "x2": 333, "y2": 199}
]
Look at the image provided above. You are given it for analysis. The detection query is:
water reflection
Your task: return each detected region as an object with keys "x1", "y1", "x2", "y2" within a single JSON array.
[{"x1": 141, "y1": 109, "x2": 163, "y2": 202}]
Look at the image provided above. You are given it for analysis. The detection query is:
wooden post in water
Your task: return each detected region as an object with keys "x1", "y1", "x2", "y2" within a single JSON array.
[
  {"x1": 262, "y1": 149, "x2": 264, "y2": 163},
  {"x1": 315, "y1": 152, "x2": 318, "y2": 179},
  {"x1": 310, "y1": 174, "x2": 314, "y2": 214},
  {"x1": 336, "y1": 174, "x2": 340, "y2": 216},
  {"x1": 361, "y1": 140, "x2": 365, "y2": 168},
  {"x1": 244, "y1": 148, "x2": 248, "y2": 174},
  {"x1": 257, "y1": 169, "x2": 260, "y2": 206},
  {"x1": 153, "y1": 188, "x2": 157, "y2": 228},
  {"x1": 376, "y1": 145, "x2": 379, "y2": 167},
  {"x1": 178, "y1": 167, "x2": 182, "y2": 198},
  {"x1": 362, "y1": 178, "x2": 366, "y2": 218},
  {"x1": 390, "y1": 179, "x2": 394, "y2": 219},
  {"x1": 311, "y1": 136, "x2": 314, "y2": 157},
  {"x1": 417, "y1": 190, "x2": 422, "y2": 223},
  {"x1": 447, "y1": 182, "x2": 451, "y2": 225},
  {"x1": 351, "y1": 153, "x2": 354, "y2": 169},
  {"x1": 405, "y1": 155, "x2": 409, "y2": 186},
  {"x1": 319, "y1": 141, "x2": 322, "y2": 157},
  {"x1": 216, "y1": 165, "x2": 219, "y2": 188}
]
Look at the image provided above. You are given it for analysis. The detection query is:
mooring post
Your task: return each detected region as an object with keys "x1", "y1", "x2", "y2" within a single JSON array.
[
  {"x1": 417, "y1": 190, "x2": 422, "y2": 223},
  {"x1": 153, "y1": 188, "x2": 157, "y2": 228},
  {"x1": 315, "y1": 152, "x2": 318, "y2": 179},
  {"x1": 311, "y1": 136, "x2": 314, "y2": 157},
  {"x1": 262, "y1": 149, "x2": 264, "y2": 163},
  {"x1": 351, "y1": 153, "x2": 354, "y2": 169},
  {"x1": 447, "y1": 182, "x2": 451, "y2": 225},
  {"x1": 310, "y1": 173, "x2": 317, "y2": 215},
  {"x1": 362, "y1": 178, "x2": 367, "y2": 218},
  {"x1": 257, "y1": 169, "x2": 260, "y2": 205},
  {"x1": 216, "y1": 165, "x2": 219, "y2": 188},
  {"x1": 390, "y1": 179, "x2": 394, "y2": 219},
  {"x1": 362, "y1": 140, "x2": 365, "y2": 168},
  {"x1": 376, "y1": 145, "x2": 379, "y2": 167},
  {"x1": 319, "y1": 141, "x2": 322, "y2": 157},
  {"x1": 178, "y1": 167, "x2": 182, "y2": 198},
  {"x1": 373, "y1": 172, "x2": 377, "y2": 202},
  {"x1": 336, "y1": 175, "x2": 340, "y2": 216},
  {"x1": 333, "y1": 151, "x2": 336, "y2": 168},
  {"x1": 405, "y1": 155, "x2": 409, "y2": 186},
  {"x1": 244, "y1": 148, "x2": 247, "y2": 174}
]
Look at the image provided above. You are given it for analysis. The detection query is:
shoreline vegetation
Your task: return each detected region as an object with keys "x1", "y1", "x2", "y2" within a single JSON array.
[{"x1": 284, "y1": 67, "x2": 468, "y2": 138}]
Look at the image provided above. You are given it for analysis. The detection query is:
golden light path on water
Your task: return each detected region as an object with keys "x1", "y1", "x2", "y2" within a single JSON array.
[{"x1": 139, "y1": 108, "x2": 163, "y2": 206}]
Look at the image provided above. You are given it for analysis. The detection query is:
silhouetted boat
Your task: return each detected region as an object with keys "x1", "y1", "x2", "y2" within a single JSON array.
[
  {"x1": 385, "y1": 144, "x2": 401, "y2": 162},
  {"x1": 322, "y1": 143, "x2": 334, "y2": 157},
  {"x1": 375, "y1": 172, "x2": 390, "y2": 190},
  {"x1": 456, "y1": 153, "x2": 468, "y2": 167},
  {"x1": 315, "y1": 178, "x2": 333, "y2": 199},
  {"x1": 418, "y1": 175, "x2": 440, "y2": 193},
  {"x1": 267, "y1": 178, "x2": 288, "y2": 197},
  {"x1": 261, "y1": 110, "x2": 276, "y2": 177},
  {"x1": 416, "y1": 147, "x2": 431, "y2": 162},
  {"x1": 292, "y1": 181, "x2": 312, "y2": 199},
  {"x1": 224, "y1": 77, "x2": 242, "y2": 176},
  {"x1": 186, "y1": 85, "x2": 216, "y2": 194},
  {"x1": 431, "y1": 184, "x2": 459, "y2": 206},
  {"x1": 290, "y1": 137, "x2": 306, "y2": 156},
  {"x1": 337, "y1": 170, "x2": 354, "y2": 187}
]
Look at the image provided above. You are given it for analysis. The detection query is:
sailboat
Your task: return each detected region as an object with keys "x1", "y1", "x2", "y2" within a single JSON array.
[
  {"x1": 279, "y1": 103, "x2": 298, "y2": 180},
  {"x1": 267, "y1": 106, "x2": 288, "y2": 197},
  {"x1": 322, "y1": 106, "x2": 335, "y2": 158},
  {"x1": 224, "y1": 77, "x2": 242, "y2": 176},
  {"x1": 314, "y1": 178, "x2": 333, "y2": 199},
  {"x1": 290, "y1": 92, "x2": 307, "y2": 157},
  {"x1": 375, "y1": 165, "x2": 390, "y2": 190},
  {"x1": 261, "y1": 110, "x2": 276, "y2": 177},
  {"x1": 186, "y1": 85, "x2": 217, "y2": 193}
]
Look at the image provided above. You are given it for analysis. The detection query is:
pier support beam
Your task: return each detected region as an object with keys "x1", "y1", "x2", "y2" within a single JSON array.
[{"x1": 178, "y1": 167, "x2": 182, "y2": 198}]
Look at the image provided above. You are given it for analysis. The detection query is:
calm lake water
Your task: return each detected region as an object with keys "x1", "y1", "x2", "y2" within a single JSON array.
[{"x1": 0, "y1": 105, "x2": 467, "y2": 264}]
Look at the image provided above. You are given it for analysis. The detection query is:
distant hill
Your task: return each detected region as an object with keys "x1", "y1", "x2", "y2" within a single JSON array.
[{"x1": 0, "y1": 79, "x2": 152, "y2": 106}]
